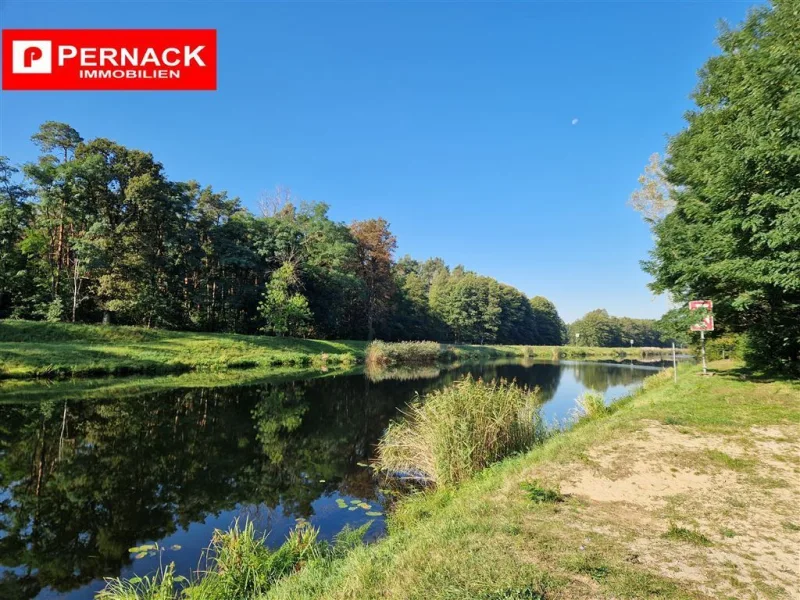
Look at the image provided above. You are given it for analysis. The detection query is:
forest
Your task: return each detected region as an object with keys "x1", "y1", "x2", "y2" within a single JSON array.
[{"x1": 0, "y1": 122, "x2": 606, "y2": 347}]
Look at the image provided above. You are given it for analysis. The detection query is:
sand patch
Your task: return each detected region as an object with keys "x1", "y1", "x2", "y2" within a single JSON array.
[{"x1": 519, "y1": 420, "x2": 800, "y2": 599}]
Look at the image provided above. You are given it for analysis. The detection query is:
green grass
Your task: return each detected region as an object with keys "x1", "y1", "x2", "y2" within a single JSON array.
[
  {"x1": 573, "y1": 390, "x2": 609, "y2": 420},
  {"x1": 0, "y1": 320, "x2": 680, "y2": 381},
  {"x1": 94, "y1": 363, "x2": 799, "y2": 599},
  {"x1": 98, "y1": 519, "x2": 374, "y2": 600},
  {"x1": 255, "y1": 363, "x2": 797, "y2": 599},
  {"x1": 366, "y1": 339, "x2": 678, "y2": 368},
  {"x1": 662, "y1": 524, "x2": 714, "y2": 547},
  {"x1": 0, "y1": 320, "x2": 364, "y2": 379},
  {"x1": 520, "y1": 480, "x2": 563, "y2": 504},
  {"x1": 365, "y1": 340, "x2": 442, "y2": 365},
  {"x1": 376, "y1": 375, "x2": 549, "y2": 486}
]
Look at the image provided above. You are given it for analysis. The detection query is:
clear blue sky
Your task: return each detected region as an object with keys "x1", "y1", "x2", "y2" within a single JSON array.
[{"x1": 0, "y1": 0, "x2": 756, "y2": 322}]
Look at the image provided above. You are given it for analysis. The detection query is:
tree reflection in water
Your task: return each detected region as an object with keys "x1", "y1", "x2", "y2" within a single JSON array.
[{"x1": 0, "y1": 358, "x2": 662, "y2": 599}]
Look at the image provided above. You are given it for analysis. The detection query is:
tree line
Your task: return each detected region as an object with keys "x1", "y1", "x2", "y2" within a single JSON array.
[
  {"x1": 631, "y1": 0, "x2": 799, "y2": 374},
  {"x1": 0, "y1": 122, "x2": 568, "y2": 345},
  {"x1": 567, "y1": 309, "x2": 664, "y2": 347}
]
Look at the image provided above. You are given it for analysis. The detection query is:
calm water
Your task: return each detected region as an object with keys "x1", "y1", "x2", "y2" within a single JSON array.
[{"x1": 0, "y1": 358, "x2": 670, "y2": 600}]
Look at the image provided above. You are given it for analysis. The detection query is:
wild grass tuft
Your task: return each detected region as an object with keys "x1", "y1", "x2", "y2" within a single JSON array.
[
  {"x1": 376, "y1": 375, "x2": 549, "y2": 486},
  {"x1": 97, "y1": 562, "x2": 184, "y2": 600},
  {"x1": 573, "y1": 391, "x2": 608, "y2": 420},
  {"x1": 520, "y1": 480, "x2": 563, "y2": 504},
  {"x1": 100, "y1": 519, "x2": 376, "y2": 600},
  {"x1": 365, "y1": 340, "x2": 443, "y2": 366},
  {"x1": 661, "y1": 524, "x2": 713, "y2": 546},
  {"x1": 186, "y1": 519, "x2": 322, "y2": 599}
]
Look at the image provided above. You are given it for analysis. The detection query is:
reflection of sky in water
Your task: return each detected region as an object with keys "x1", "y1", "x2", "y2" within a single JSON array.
[
  {"x1": 2, "y1": 358, "x2": 666, "y2": 600},
  {"x1": 37, "y1": 492, "x2": 387, "y2": 600},
  {"x1": 539, "y1": 361, "x2": 662, "y2": 424}
]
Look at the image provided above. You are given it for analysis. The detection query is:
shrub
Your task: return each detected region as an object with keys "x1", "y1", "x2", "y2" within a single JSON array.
[
  {"x1": 365, "y1": 340, "x2": 442, "y2": 366},
  {"x1": 376, "y1": 375, "x2": 549, "y2": 486}
]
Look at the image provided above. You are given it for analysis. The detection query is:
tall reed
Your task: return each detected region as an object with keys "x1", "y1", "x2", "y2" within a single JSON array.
[
  {"x1": 376, "y1": 375, "x2": 549, "y2": 486},
  {"x1": 573, "y1": 391, "x2": 608, "y2": 420},
  {"x1": 186, "y1": 519, "x2": 321, "y2": 599},
  {"x1": 365, "y1": 340, "x2": 443, "y2": 366}
]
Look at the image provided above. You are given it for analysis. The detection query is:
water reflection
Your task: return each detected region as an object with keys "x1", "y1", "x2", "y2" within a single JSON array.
[{"x1": 0, "y1": 358, "x2": 666, "y2": 599}]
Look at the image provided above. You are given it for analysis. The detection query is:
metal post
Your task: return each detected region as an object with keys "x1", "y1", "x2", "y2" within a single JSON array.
[
  {"x1": 700, "y1": 330, "x2": 707, "y2": 374},
  {"x1": 672, "y1": 341, "x2": 677, "y2": 382}
]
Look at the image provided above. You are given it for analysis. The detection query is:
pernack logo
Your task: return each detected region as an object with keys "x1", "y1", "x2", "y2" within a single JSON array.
[
  {"x1": 12, "y1": 40, "x2": 52, "y2": 73},
  {"x1": 2, "y1": 29, "x2": 217, "y2": 91}
]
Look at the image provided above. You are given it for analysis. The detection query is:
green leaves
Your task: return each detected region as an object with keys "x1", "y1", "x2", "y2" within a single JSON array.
[
  {"x1": 643, "y1": 0, "x2": 800, "y2": 374},
  {"x1": 128, "y1": 542, "x2": 182, "y2": 559},
  {"x1": 336, "y1": 497, "x2": 383, "y2": 518}
]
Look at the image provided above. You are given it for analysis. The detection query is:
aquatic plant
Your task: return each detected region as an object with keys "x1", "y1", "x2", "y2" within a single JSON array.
[
  {"x1": 96, "y1": 562, "x2": 184, "y2": 600},
  {"x1": 186, "y1": 519, "x2": 322, "y2": 599},
  {"x1": 365, "y1": 340, "x2": 443, "y2": 366},
  {"x1": 98, "y1": 519, "x2": 375, "y2": 600},
  {"x1": 376, "y1": 375, "x2": 549, "y2": 486},
  {"x1": 573, "y1": 391, "x2": 608, "y2": 420}
]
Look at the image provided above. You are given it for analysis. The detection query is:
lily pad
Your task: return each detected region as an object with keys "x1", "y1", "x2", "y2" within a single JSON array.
[
  {"x1": 348, "y1": 506, "x2": 359, "y2": 511},
  {"x1": 170, "y1": 545, "x2": 182, "y2": 551},
  {"x1": 358, "y1": 503, "x2": 372, "y2": 510},
  {"x1": 365, "y1": 511, "x2": 383, "y2": 517},
  {"x1": 336, "y1": 499, "x2": 348, "y2": 509},
  {"x1": 128, "y1": 544, "x2": 156, "y2": 553},
  {"x1": 350, "y1": 499, "x2": 360, "y2": 504},
  {"x1": 134, "y1": 551, "x2": 148, "y2": 559}
]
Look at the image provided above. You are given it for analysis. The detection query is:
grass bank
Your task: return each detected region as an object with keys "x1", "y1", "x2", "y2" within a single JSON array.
[
  {"x1": 366, "y1": 340, "x2": 675, "y2": 366},
  {"x1": 0, "y1": 320, "x2": 364, "y2": 379},
  {"x1": 261, "y1": 362, "x2": 798, "y2": 600},
  {"x1": 0, "y1": 320, "x2": 677, "y2": 381},
  {"x1": 99, "y1": 362, "x2": 799, "y2": 599}
]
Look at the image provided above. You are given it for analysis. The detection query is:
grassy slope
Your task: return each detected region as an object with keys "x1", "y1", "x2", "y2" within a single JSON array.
[
  {"x1": 261, "y1": 363, "x2": 799, "y2": 600},
  {"x1": 0, "y1": 320, "x2": 675, "y2": 380},
  {"x1": 0, "y1": 320, "x2": 365, "y2": 378}
]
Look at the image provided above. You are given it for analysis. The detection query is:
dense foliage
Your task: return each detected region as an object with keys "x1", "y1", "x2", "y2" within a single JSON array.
[
  {"x1": 568, "y1": 309, "x2": 665, "y2": 347},
  {"x1": 641, "y1": 0, "x2": 800, "y2": 373},
  {"x1": 0, "y1": 122, "x2": 567, "y2": 344}
]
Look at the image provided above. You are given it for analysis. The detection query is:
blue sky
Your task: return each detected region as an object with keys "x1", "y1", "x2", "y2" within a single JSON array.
[{"x1": 0, "y1": 0, "x2": 755, "y2": 322}]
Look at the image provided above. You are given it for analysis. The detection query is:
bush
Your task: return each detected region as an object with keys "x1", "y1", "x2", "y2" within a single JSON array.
[
  {"x1": 693, "y1": 333, "x2": 746, "y2": 361},
  {"x1": 377, "y1": 376, "x2": 549, "y2": 486},
  {"x1": 365, "y1": 340, "x2": 443, "y2": 366}
]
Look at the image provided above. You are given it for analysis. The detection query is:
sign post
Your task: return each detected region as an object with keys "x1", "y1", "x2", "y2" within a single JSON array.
[
  {"x1": 672, "y1": 341, "x2": 677, "y2": 382},
  {"x1": 689, "y1": 300, "x2": 714, "y2": 375}
]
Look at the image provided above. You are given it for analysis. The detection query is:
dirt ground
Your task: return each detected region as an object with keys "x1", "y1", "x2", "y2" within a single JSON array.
[{"x1": 531, "y1": 420, "x2": 800, "y2": 599}]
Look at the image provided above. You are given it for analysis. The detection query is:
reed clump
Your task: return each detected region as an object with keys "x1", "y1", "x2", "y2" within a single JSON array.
[
  {"x1": 376, "y1": 375, "x2": 549, "y2": 486},
  {"x1": 365, "y1": 340, "x2": 443, "y2": 366},
  {"x1": 98, "y1": 519, "x2": 373, "y2": 600},
  {"x1": 573, "y1": 391, "x2": 609, "y2": 420}
]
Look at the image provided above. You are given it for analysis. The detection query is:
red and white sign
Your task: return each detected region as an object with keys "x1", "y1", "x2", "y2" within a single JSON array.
[
  {"x1": 2, "y1": 29, "x2": 217, "y2": 91},
  {"x1": 689, "y1": 300, "x2": 714, "y2": 331}
]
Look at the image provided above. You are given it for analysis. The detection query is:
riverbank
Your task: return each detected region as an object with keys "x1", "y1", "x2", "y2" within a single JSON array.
[
  {"x1": 0, "y1": 320, "x2": 365, "y2": 379},
  {"x1": 259, "y1": 362, "x2": 798, "y2": 600},
  {"x1": 0, "y1": 320, "x2": 675, "y2": 380}
]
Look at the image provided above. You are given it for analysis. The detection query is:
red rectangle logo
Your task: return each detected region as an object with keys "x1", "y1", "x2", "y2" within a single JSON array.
[{"x1": 2, "y1": 29, "x2": 216, "y2": 91}]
